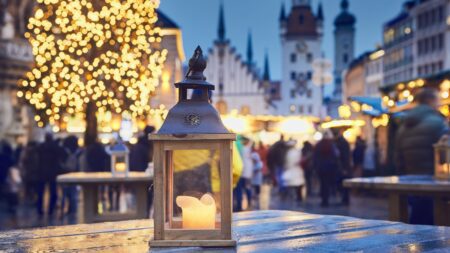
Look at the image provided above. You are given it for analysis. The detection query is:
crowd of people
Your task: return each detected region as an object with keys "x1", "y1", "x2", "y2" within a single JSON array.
[
  {"x1": 0, "y1": 126, "x2": 155, "y2": 219},
  {"x1": 233, "y1": 130, "x2": 367, "y2": 211}
]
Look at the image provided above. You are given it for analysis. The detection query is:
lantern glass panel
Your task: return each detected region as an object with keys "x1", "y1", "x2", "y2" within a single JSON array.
[
  {"x1": 165, "y1": 148, "x2": 222, "y2": 230},
  {"x1": 114, "y1": 155, "x2": 127, "y2": 172},
  {"x1": 435, "y1": 146, "x2": 450, "y2": 178}
]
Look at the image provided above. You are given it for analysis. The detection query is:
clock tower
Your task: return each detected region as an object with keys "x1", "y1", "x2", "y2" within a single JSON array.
[{"x1": 274, "y1": 1, "x2": 324, "y2": 116}]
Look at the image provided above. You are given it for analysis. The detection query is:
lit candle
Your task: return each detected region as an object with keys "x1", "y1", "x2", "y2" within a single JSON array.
[
  {"x1": 115, "y1": 162, "x2": 126, "y2": 172},
  {"x1": 176, "y1": 194, "x2": 216, "y2": 229}
]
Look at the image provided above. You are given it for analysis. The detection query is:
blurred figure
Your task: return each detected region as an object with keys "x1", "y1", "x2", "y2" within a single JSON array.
[
  {"x1": 85, "y1": 140, "x2": 110, "y2": 172},
  {"x1": 352, "y1": 136, "x2": 366, "y2": 178},
  {"x1": 61, "y1": 136, "x2": 80, "y2": 216},
  {"x1": 36, "y1": 133, "x2": 66, "y2": 216},
  {"x1": 395, "y1": 88, "x2": 448, "y2": 225},
  {"x1": 282, "y1": 140, "x2": 304, "y2": 202},
  {"x1": 130, "y1": 125, "x2": 155, "y2": 171},
  {"x1": 314, "y1": 131, "x2": 339, "y2": 207},
  {"x1": 300, "y1": 141, "x2": 314, "y2": 196},
  {"x1": 0, "y1": 140, "x2": 17, "y2": 213},
  {"x1": 18, "y1": 141, "x2": 40, "y2": 204},
  {"x1": 250, "y1": 143, "x2": 263, "y2": 209},
  {"x1": 335, "y1": 130, "x2": 352, "y2": 205},
  {"x1": 255, "y1": 142, "x2": 269, "y2": 181},
  {"x1": 267, "y1": 135, "x2": 288, "y2": 189},
  {"x1": 235, "y1": 137, "x2": 253, "y2": 211}
]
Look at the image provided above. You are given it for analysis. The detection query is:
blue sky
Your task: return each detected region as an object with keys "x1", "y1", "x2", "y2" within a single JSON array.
[{"x1": 159, "y1": 0, "x2": 406, "y2": 80}]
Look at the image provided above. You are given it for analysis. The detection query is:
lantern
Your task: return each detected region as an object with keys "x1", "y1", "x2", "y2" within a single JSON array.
[
  {"x1": 109, "y1": 141, "x2": 130, "y2": 177},
  {"x1": 149, "y1": 47, "x2": 236, "y2": 247},
  {"x1": 434, "y1": 135, "x2": 450, "y2": 180}
]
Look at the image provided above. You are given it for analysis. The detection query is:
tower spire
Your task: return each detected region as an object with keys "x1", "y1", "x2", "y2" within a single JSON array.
[
  {"x1": 263, "y1": 52, "x2": 270, "y2": 81},
  {"x1": 341, "y1": 0, "x2": 349, "y2": 11},
  {"x1": 317, "y1": 2, "x2": 324, "y2": 21},
  {"x1": 246, "y1": 31, "x2": 253, "y2": 65},
  {"x1": 279, "y1": 2, "x2": 286, "y2": 21},
  {"x1": 218, "y1": 3, "x2": 225, "y2": 41}
]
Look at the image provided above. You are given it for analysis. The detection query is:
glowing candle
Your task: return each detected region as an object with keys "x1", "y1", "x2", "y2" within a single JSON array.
[
  {"x1": 176, "y1": 194, "x2": 216, "y2": 229},
  {"x1": 115, "y1": 162, "x2": 126, "y2": 172}
]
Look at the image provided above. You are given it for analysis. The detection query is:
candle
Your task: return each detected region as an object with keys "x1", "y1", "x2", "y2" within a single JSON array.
[
  {"x1": 115, "y1": 162, "x2": 126, "y2": 172},
  {"x1": 176, "y1": 194, "x2": 216, "y2": 229}
]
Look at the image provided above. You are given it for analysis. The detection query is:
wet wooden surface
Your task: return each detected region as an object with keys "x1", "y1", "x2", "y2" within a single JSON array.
[
  {"x1": 57, "y1": 172, "x2": 153, "y2": 184},
  {"x1": 1, "y1": 210, "x2": 450, "y2": 252},
  {"x1": 344, "y1": 175, "x2": 450, "y2": 226},
  {"x1": 343, "y1": 175, "x2": 450, "y2": 193}
]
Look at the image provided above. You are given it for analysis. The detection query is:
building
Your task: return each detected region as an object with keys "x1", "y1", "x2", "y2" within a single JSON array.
[
  {"x1": 328, "y1": 0, "x2": 356, "y2": 118},
  {"x1": 151, "y1": 10, "x2": 185, "y2": 112},
  {"x1": 0, "y1": 0, "x2": 34, "y2": 143},
  {"x1": 274, "y1": 0, "x2": 324, "y2": 116},
  {"x1": 204, "y1": 5, "x2": 268, "y2": 115},
  {"x1": 382, "y1": 1, "x2": 415, "y2": 86},
  {"x1": 412, "y1": 0, "x2": 449, "y2": 78}
]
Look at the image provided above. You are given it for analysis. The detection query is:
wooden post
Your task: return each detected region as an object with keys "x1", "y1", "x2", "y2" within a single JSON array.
[
  {"x1": 433, "y1": 196, "x2": 449, "y2": 226},
  {"x1": 153, "y1": 141, "x2": 165, "y2": 240},
  {"x1": 388, "y1": 193, "x2": 408, "y2": 223}
]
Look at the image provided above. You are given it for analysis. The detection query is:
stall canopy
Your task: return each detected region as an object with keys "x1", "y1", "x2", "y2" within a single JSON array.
[{"x1": 348, "y1": 96, "x2": 386, "y2": 116}]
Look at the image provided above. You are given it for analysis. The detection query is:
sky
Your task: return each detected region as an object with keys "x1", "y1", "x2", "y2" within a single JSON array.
[{"x1": 159, "y1": 0, "x2": 406, "y2": 80}]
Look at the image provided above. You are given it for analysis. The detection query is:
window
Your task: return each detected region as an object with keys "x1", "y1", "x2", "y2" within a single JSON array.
[
  {"x1": 290, "y1": 104, "x2": 296, "y2": 113},
  {"x1": 306, "y1": 89, "x2": 312, "y2": 98},
  {"x1": 290, "y1": 89, "x2": 296, "y2": 98},
  {"x1": 307, "y1": 53, "x2": 313, "y2": 63},
  {"x1": 299, "y1": 15, "x2": 304, "y2": 24},
  {"x1": 290, "y1": 72, "x2": 296, "y2": 80},
  {"x1": 438, "y1": 33, "x2": 444, "y2": 50},
  {"x1": 308, "y1": 105, "x2": 313, "y2": 114},
  {"x1": 307, "y1": 71, "x2": 312, "y2": 80},
  {"x1": 343, "y1": 53, "x2": 348, "y2": 64},
  {"x1": 290, "y1": 53, "x2": 297, "y2": 63},
  {"x1": 431, "y1": 36, "x2": 436, "y2": 51},
  {"x1": 299, "y1": 105, "x2": 304, "y2": 113}
]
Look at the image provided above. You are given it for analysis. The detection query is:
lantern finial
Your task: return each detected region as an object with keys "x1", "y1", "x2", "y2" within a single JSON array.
[{"x1": 186, "y1": 46, "x2": 207, "y2": 81}]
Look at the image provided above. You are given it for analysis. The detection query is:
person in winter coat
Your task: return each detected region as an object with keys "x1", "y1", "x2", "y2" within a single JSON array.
[
  {"x1": 300, "y1": 141, "x2": 314, "y2": 196},
  {"x1": 267, "y1": 135, "x2": 288, "y2": 188},
  {"x1": 235, "y1": 137, "x2": 253, "y2": 211},
  {"x1": 395, "y1": 88, "x2": 448, "y2": 225},
  {"x1": 61, "y1": 136, "x2": 80, "y2": 215},
  {"x1": 36, "y1": 133, "x2": 67, "y2": 216},
  {"x1": 314, "y1": 131, "x2": 339, "y2": 207},
  {"x1": 353, "y1": 136, "x2": 366, "y2": 178},
  {"x1": 282, "y1": 141, "x2": 305, "y2": 202},
  {"x1": 19, "y1": 141, "x2": 40, "y2": 204},
  {"x1": 335, "y1": 130, "x2": 352, "y2": 205},
  {"x1": 130, "y1": 125, "x2": 155, "y2": 172},
  {"x1": 85, "y1": 140, "x2": 110, "y2": 172},
  {"x1": 250, "y1": 143, "x2": 263, "y2": 208}
]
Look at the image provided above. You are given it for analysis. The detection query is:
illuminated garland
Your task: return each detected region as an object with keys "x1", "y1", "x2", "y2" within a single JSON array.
[{"x1": 19, "y1": 0, "x2": 167, "y2": 127}]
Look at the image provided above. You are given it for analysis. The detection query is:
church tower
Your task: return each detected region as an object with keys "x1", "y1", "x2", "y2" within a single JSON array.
[
  {"x1": 275, "y1": 0, "x2": 324, "y2": 116},
  {"x1": 333, "y1": 0, "x2": 356, "y2": 101}
]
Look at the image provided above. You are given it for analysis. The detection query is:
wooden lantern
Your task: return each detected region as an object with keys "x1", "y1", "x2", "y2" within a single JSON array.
[
  {"x1": 434, "y1": 135, "x2": 450, "y2": 180},
  {"x1": 149, "y1": 47, "x2": 236, "y2": 247},
  {"x1": 109, "y1": 141, "x2": 129, "y2": 177}
]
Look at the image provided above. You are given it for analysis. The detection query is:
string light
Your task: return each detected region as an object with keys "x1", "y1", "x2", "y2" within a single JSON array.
[{"x1": 20, "y1": 0, "x2": 167, "y2": 127}]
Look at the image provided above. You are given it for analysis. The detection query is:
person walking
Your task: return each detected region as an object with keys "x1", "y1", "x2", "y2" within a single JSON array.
[
  {"x1": 235, "y1": 137, "x2": 253, "y2": 211},
  {"x1": 335, "y1": 130, "x2": 352, "y2": 205},
  {"x1": 267, "y1": 135, "x2": 288, "y2": 190},
  {"x1": 0, "y1": 141, "x2": 17, "y2": 213},
  {"x1": 282, "y1": 140, "x2": 305, "y2": 203},
  {"x1": 36, "y1": 133, "x2": 66, "y2": 216},
  {"x1": 395, "y1": 88, "x2": 448, "y2": 225},
  {"x1": 314, "y1": 131, "x2": 339, "y2": 207},
  {"x1": 300, "y1": 141, "x2": 314, "y2": 196},
  {"x1": 18, "y1": 141, "x2": 40, "y2": 204},
  {"x1": 352, "y1": 136, "x2": 366, "y2": 178},
  {"x1": 130, "y1": 125, "x2": 155, "y2": 172},
  {"x1": 250, "y1": 143, "x2": 263, "y2": 209},
  {"x1": 61, "y1": 136, "x2": 80, "y2": 216}
]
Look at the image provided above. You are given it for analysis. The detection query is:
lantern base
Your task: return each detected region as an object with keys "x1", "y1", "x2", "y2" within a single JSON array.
[{"x1": 150, "y1": 239, "x2": 236, "y2": 248}]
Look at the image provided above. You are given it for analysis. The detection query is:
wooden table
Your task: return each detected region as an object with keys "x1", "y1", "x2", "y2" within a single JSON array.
[
  {"x1": 1, "y1": 210, "x2": 450, "y2": 252},
  {"x1": 344, "y1": 175, "x2": 450, "y2": 226},
  {"x1": 57, "y1": 172, "x2": 153, "y2": 223}
]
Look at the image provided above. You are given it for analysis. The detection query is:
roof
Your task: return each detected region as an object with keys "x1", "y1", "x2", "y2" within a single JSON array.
[
  {"x1": 156, "y1": 10, "x2": 179, "y2": 29},
  {"x1": 334, "y1": 0, "x2": 355, "y2": 27},
  {"x1": 285, "y1": 6, "x2": 319, "y2": 37}
]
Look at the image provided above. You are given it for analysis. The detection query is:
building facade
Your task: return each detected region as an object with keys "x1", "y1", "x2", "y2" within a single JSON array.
[
  {"x1": 204, "y1": 5, "x2": 268, "y2": 115},
  {"x1": 274, "y1": 0, "x2": 324, "y2": 116},
  {"x1": 0, "y1": 0, "x2": 35, "y2": 143}
]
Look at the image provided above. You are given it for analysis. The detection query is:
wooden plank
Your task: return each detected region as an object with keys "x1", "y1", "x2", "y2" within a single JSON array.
[
  {"x1": 164, "y1": 230, "x2": 222, "y2": 240},
  {"x1": 166, "y1": 150, "x2": 173, "y2": 228},
  {"x1": 149, "y1": 133, "x2": 236, "y2": 141},
  {"x1": 153, "y1": 141, "x2": 165, "y2": 240},
  {"x1": 82, "y1": 184, "x2": 97, "y2": 223},
  {"x1": 388, "y1": 193, "x2": 408, "y2": 223},
  {"x1": 220, "y1": 140, "x2": 233, "y2": 240},
  {"x1": 163, "y1": 141, "x2": 220, "y2": 151},
  {"x1": 150, "y1": 239, "x2": 236, "y2": 248},
  {"x1": 57, "y1": 172, "x2": 152, "y2": 184}
]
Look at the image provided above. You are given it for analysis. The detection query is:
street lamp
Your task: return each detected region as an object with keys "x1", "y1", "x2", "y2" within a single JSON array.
[
  {"x1": 312, "y1": 57, "x2": 333, "y2": 119},
  {"x1": 149, "y1": 47, "x2": 236, "y2": 248}
]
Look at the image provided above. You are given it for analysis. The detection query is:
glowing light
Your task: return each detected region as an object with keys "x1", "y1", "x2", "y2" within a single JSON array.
[
  {"x1": 276, "y1": 118, "x2": 315, "y2": 135},
  {"x1": 339, "y1": 104, "x2": 352, "y2": 119},
  {"x1": 221, "y1": 111, "x2": 251, "y2": 134},
  {"x1": 321, "y1": 120, "x2": 365, "y2": 129}
]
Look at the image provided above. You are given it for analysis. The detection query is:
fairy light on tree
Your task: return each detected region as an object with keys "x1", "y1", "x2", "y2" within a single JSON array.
[{"x1": 19, "y1": 0, "x2": 167, "y2": 145}]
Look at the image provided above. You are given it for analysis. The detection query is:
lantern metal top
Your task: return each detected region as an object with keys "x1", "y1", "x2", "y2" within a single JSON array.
[
  {"x1": 156, "y1": 46, "x2": 230, "y2": 135},
  {"x1": 109, "y1": 141, "x2": 129, "y2": 154}
]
